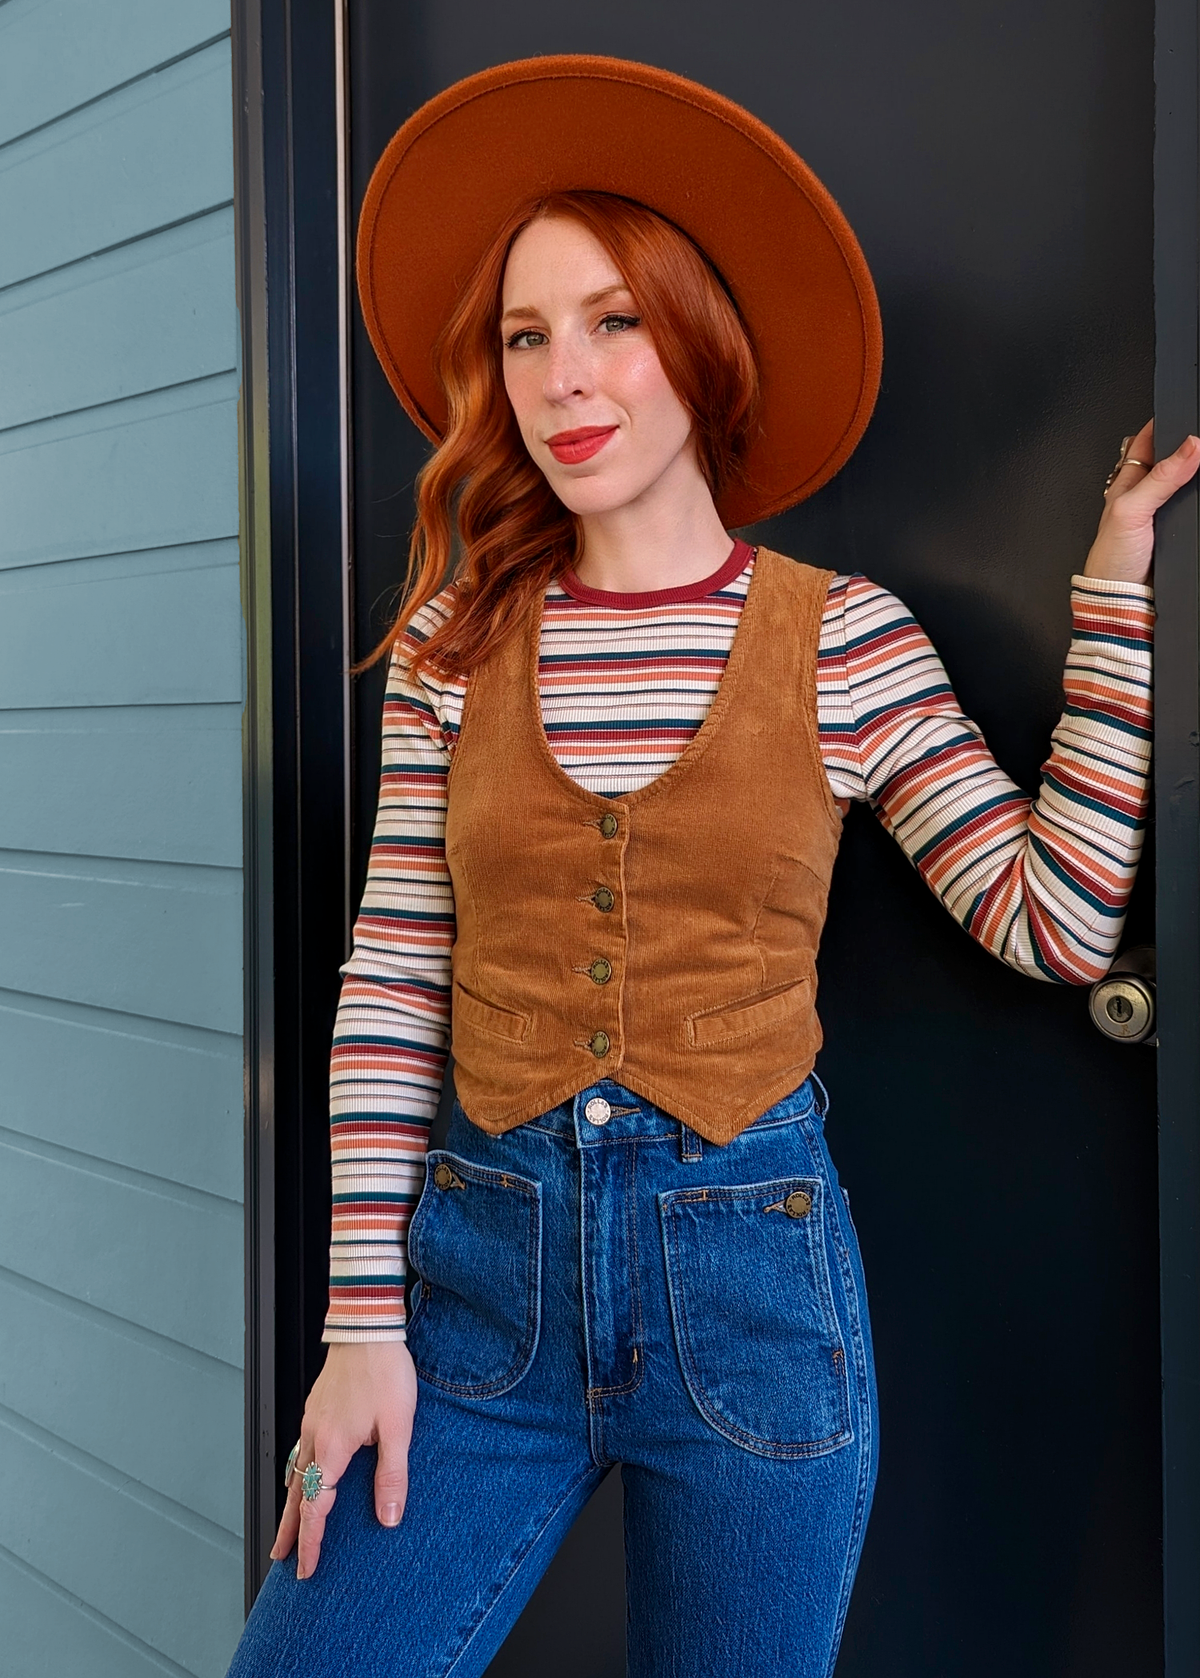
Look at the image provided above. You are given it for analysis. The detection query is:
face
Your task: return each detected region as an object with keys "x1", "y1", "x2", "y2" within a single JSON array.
[{"x1": 500, "y1": 216, "x2": 697, "y2": 516}]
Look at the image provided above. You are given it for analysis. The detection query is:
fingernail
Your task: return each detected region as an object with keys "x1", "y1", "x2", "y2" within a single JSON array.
[
  {"x1": 382, "y1": 1503, "x2": 401, "y2": 1527},
  {"x1": 296, "y1": 1566, "x2": 306, "y2": 1581}
]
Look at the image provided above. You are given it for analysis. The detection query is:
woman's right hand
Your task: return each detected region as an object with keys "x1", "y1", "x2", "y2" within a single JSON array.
[{"x1": 271, "y1": 1340, "x2": 418, "y2": 1579}]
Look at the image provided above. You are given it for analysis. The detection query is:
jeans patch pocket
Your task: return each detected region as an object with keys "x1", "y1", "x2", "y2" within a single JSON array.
[
  {"x1": 406, "y1": 1151, "x2": 542, "y2": 1399},
  {"x1": 659, "y1": 1176, "x2": 852, "y2": 1459}
]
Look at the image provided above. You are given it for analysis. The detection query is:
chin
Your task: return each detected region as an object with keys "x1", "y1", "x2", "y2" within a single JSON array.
[{"x1": 548, "y1": 471, "x2": 653, "y2": 518}]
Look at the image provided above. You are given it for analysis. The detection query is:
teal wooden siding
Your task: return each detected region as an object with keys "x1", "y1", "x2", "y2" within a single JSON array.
[{"x1": 0, "y1": 2, "x2": 244, "y2": 1673}]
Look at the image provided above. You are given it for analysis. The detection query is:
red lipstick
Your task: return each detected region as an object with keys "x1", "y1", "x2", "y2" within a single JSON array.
[{"x1": 546, "y1": 425, "x2": 617, "y2": 464}]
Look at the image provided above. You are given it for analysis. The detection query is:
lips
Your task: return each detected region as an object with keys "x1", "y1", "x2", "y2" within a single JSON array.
[{"x1": 546, "y1": 425, "x2": 618, "y2": 465}]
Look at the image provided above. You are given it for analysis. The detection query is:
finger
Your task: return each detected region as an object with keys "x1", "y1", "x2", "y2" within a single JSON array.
[
  {"x1": 374, "y1": 1412, "x2": 414, "y2": 1528},
  {"x1": 1104, "y1": 420, "x2": 1155, "y2": 498},
  {"x1": 1114, "y1": 434, "x2": 1200, "y2": 511},
  {"x1": 269, "y1": 1432, "x2": 311, "y2": 1562},
  {"x1": 270, "y1": 1477, "x2": 302, "y2": 1563},
  {"x1": 294, "y1": 1436, "x2": 355, "y2": 1581}
]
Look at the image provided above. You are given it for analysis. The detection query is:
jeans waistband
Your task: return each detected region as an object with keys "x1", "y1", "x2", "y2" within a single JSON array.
[{"x1": 514, "y1": 1074, "x2": 824, "y2": 1149}]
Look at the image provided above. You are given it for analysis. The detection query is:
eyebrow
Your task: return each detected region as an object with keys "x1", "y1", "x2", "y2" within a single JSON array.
[{"x1": 500, "y1": 283, "x2": 634, "y2": 325}]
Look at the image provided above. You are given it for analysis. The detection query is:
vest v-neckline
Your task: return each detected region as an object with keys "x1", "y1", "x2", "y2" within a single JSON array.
[{"x1": 523, "y1": 547, "x2": 767, "y2": 811}]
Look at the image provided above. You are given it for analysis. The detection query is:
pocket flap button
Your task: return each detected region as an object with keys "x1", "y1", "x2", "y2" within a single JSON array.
[
  {"x1": 599, "y1": 813, "x2": 618, "y2": 839},
  {"x1": 585, "y1": 1097, "x2": 612, "y2": 1126},
  {"x1": 433, "y1": 1163, "x2": 464, "y2": 1191},
  {"x1": 785, "y1": 1190, "x2": 813, "y2": 1220}
]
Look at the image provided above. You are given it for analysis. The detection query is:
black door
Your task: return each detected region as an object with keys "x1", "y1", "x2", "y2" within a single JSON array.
[
  {"x1": 236, "y1": 0, "x2": 1200, "y2": 1670},
  {"x1": 347, "y1": 5, "x2": 1159, "y2": 1673}
]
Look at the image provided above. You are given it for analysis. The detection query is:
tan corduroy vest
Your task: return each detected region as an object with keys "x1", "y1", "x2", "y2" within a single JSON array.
[{"x1": 445, "y1": 548, "x2": 842, "y2": 1145}]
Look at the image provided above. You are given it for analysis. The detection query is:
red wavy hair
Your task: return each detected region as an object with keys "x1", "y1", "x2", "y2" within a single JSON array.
[{"x1": 371, "y1": 190, "x2": 761, "y2": 678}]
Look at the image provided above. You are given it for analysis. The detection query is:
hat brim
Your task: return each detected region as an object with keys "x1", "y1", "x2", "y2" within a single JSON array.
[{"x1": 357, "y1": 55, "x2": 882, "y2": 526}]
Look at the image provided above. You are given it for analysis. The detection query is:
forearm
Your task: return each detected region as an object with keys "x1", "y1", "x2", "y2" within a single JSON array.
[
  {"x1": 836, "y1": 574, "x2": 1153, "y2": 983},
  {"x1": 324, "y1": 640, "x2": 456, "y2": 1342}
]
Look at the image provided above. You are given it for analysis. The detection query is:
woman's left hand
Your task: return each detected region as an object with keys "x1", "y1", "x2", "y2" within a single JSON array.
[{"x1": 1083, "y1": 420, "x2": 1200, "y2": 584}]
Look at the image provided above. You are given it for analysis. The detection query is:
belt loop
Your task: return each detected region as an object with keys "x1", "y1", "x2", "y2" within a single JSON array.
[
  {"x1": 810, "y1": 1073, "x2": 830, "y2": 1118},
  {"x1": 679, "y1": 1123, "x2": 703, "y2": 1162}
]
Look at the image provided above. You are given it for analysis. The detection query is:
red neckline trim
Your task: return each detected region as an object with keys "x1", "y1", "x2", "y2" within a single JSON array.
[{"x1": 558, "y1": 538, "x2": 754, "y2": 608}]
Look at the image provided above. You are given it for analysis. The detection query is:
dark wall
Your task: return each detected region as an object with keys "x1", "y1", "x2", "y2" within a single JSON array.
[{"x1": 340, "y1": 4, "x2": 1160, "y2": 1673}]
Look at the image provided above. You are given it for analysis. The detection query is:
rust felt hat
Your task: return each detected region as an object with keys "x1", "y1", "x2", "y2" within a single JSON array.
[{"x1": 357, "y1": 55, "x2": 882, "y2": 526}]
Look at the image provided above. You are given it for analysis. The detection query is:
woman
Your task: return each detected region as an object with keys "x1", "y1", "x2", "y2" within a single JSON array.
[{"x1": 229, "y1": 56, "x2": 1197, "y2": 1677}]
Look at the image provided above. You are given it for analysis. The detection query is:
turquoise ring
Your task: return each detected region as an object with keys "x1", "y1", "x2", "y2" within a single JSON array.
[{"x1": 299, "y1": 1461, "x2": 329, "y2": 1502}]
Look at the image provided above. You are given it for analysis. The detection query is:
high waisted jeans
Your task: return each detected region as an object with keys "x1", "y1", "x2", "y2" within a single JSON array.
[{"x1": 228, "y1": 1077, "x2": 878, "y2": 1677}]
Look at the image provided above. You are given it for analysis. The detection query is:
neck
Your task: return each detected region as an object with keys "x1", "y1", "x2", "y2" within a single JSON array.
[{"x1": 572, "y1": 455, "x2": 734, "y2": 594}]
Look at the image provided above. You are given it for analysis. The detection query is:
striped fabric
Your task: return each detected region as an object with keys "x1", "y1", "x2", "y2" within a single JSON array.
[{"x1": 324, "y1": 551, "x2": 1154, "y2": 1340}]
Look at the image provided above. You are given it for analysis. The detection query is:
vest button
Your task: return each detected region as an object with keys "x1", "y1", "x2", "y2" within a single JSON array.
[
  {"x1": 599, "y1": 813, "x2": 618, "y2": 839},
  {"x1": 592, "y1": 887, "x2": 615, "y2": 913},
  {"x1": 588, "y1": 958, "x2": 612, "y2": 985},
  {"x1": 588, "y1": 1030, "x2": 611, "y2": 1058},
  {"x1": 784, "y1": 1190, "x2": 813, "y2": 1220}
]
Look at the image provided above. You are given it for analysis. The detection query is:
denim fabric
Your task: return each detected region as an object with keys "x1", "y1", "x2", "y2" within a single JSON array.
[{"x1": 228, "y1": 1077, "x2": 878, "y2": 1677}]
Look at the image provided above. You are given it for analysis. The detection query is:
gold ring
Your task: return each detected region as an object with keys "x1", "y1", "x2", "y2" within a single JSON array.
[{"x1": 1105, "y1": 441, "x2": 1151, "y2": 491}]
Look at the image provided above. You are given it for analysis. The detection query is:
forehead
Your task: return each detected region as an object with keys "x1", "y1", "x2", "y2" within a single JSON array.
[{"x1": 501, "y1": 216, "x2": 628, "y2": 305}]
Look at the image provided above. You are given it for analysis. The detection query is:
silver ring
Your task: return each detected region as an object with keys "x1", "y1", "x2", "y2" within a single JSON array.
[
  {"x1": 283, "y1": 1440, "x2": 301, "y2": 1490},
  {"x1": 299, "y1": 1461, "x2": 331, "y2": 1502}
]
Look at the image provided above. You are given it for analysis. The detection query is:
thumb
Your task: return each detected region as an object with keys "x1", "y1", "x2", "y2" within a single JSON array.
[{"x1": 374, "y1": 1416, "x2": 412, "y2": 1528}]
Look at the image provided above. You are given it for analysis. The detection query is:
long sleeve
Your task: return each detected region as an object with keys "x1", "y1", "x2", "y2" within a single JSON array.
[
  {"x1": 323, "y1": 611, "x2": 457, "y2": 1343},
  {"x1": 818, "y1": 572, "x2": 1154, "y2": 981}
]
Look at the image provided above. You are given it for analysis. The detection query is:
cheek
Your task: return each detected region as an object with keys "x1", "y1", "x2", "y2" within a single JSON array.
[
  {"x1": 502, "y1": 360, "x2": 539, "y2": 438},
  {"x1": 617, "y1": 348, "x2": 690, "y2": 439}
]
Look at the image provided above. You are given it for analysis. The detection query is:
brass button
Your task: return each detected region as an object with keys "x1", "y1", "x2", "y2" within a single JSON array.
[
  {"x1": 585, "y1": 1097, "x2": 612, "y2": 1126},
  {"x1": 592, "y1": 887, "x2": 615, "y2": 913},
  {"x1": 433, "y1": 1163, "x2": 454, "y2": 1190},
  {"x1": 588, "y1": 958, "x2": 612, "y2": 985},
  {"x1": 599, "y1": 813, "x2": 618, "y2": 839},
  {"x1": 588, "y1": 1030, "x2": 611, "y2": 1058},
  {"x1": 784, "y1": 1190, "x2": 812, "y2": 1220}
]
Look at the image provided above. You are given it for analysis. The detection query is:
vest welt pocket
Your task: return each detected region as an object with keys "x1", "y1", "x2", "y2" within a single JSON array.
[
  {"x1": 659, "y1": 1175, "x2": 851, "y2": 1459},
  {"x1": 686, "y1": 976, "x2": 811, "y2": 1048},
  {"x1": 453, "y1": 982, "x2": 531, "y2": 1044},
  {"x1": 406, "y1": 1151, "x2": 542, "y2": 1398}
]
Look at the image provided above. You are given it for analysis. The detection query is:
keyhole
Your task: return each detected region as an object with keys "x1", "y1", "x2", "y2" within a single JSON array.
[{"x1": 1106, "y1": 994, "x2": 1134, "y2": 1024}]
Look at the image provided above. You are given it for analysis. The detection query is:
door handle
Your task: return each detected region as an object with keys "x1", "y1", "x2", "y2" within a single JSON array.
[{"x1": 1088, "y1": 945, "x2": 1156, "y2": 1045}]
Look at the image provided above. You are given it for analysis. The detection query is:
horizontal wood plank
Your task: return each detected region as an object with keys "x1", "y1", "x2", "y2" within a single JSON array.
[
  {"x1": 0, "y1": 988, "x2": 241, "y2": 1199},
  {"x1": 0, "y1": 0, "x2": 229, "y2": 149},
  {"x1": 0, "y1": 1130, "x2": 243, "y2": 1365},
  {"x1": 0, "y1": 1271, "x2": 242, "y2": 1534},
  {"x1": 0, "y1": 553, "x2": 242, "y2": 707},
  {"x1": 0, "y1": 382, "x2": 238, "y2": 569},
  {"x1": 0, "y1": 208, "x2": 236, "y2": 432},
  {"x1": 0, "y1": 1407, "x2": 243, "y2": 1676},
  {"x1": 0, "y1": 701, "x2": 243, "y2": 868},
  {"x1": 0, "y1": 39, "x2": 232, "y2": 291},
  {"x1": 0, "y1": 1546, "x2": 195, "y2": 1678},
  {"x1": 0, "y1": 851, "x2": 242, "y2": 1034}
]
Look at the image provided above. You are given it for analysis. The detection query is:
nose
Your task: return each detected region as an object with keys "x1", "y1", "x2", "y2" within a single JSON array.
[{"x1": 542, "y1": 335, "x2": 592, "y2": 403}]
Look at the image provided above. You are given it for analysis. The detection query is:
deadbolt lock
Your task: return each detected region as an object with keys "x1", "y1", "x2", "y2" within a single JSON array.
[{"x1": 1088, "y1": 946, "x2": 1156, "y2": 1045}]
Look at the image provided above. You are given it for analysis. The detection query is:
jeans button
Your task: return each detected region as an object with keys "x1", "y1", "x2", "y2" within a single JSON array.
[
  {"x1": 585, "y1": 1097, "x2": 612, "y2": 1126},
  {"x1": 785, "y1": 1190, "x2": 812, "y2": 1219}
]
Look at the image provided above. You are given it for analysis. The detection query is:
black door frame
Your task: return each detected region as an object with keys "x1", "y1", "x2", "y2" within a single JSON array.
[{"x1": 232, "y1": 1, "x2": 1200, "y2": 1664}]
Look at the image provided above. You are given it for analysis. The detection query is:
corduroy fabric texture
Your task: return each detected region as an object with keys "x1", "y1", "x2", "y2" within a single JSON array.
[
  {"x1": 356, "y1": 55, "x2": 882, "y2": 525},
  {"x1": 445, "y1": 548, "x2": 841, "y2": 1144}
]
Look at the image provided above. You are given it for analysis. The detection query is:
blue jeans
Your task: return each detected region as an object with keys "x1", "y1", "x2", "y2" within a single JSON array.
[{"x1": 228, "y1": 1077, "x2": 878, "y2": 1677}]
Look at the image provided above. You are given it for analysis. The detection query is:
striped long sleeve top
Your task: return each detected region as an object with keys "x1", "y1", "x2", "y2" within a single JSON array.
[{"x1": 325, "y1": 543, "x2": 1154, "y2": 1341}]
